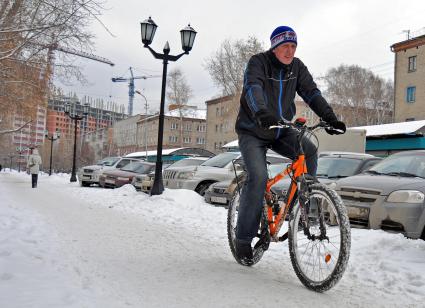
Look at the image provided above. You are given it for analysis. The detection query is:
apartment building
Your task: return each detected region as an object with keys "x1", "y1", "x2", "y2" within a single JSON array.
[
  {"x1": 12, "y1": 105, "x2": 46, "y2": 153},
  {"x1": 391, "y1": 34, "x2": 425, "y2": 122},
  {"x1": 137, "y1": 106, "x2": 207, "y2": 152}
]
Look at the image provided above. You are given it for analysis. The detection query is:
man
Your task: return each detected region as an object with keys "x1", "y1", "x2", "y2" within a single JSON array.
[
  {"x1": 234, "y1": 26, "x2": 346, "y2": 264},
  {"x1": 27, "y1": 147, "x2": 42, "y2": 188}
]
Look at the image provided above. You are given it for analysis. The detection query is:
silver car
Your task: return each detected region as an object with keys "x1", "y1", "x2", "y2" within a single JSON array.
[{"x1": 335, "y1": 150, "x2": 425, "y2": 239}]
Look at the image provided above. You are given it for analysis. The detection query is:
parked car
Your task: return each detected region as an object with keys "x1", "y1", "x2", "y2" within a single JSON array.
[
  {"x1": 335, "y1": 150, "x2": 425, "y2": 240},
  {"x1": 162, "y1": 151, "x2": 290, "y2": 196},
  {"x1": 204, "y1": 162, "x2": 290, "y2": 206},
  {"x1": 77, "y1": 157, "x2": 141, "y2": 187},
  {"x1": 132, "y1": 157, "x2": 210, "y2": 192},
  {"x1": 99, "y1": 161, "x2": 155, "y2": 188},
  {"x1": 204, "y1": 152, "x2": 381, "y2": 205}
]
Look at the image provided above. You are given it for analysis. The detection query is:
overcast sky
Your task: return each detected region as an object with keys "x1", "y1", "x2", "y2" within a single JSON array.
[{"x1": 56, "y1": 0, "x2": 425, "y2": 115}]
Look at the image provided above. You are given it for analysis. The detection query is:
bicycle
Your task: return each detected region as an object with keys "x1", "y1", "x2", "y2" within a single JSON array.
[{"x1": 227, "y1": 118, "x2": 351, "y2": 292}]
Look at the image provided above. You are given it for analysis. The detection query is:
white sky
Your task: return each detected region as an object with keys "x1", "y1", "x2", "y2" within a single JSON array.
[{"x1": 56, "y1": 0, "x2": 425, "y2": 115}]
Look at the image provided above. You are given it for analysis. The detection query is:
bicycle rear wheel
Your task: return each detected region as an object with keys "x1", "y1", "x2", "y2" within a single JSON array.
[
  {"x1": 227, "y1": 184, "x2": 268, "y2": 266},
  {"x1": 288, "y1": 183, "x2": 351, "y2": 292}
]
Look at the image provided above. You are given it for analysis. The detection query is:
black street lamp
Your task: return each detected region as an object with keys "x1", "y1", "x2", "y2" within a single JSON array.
[
  {"x1": 44, "y1": 129, "x2": 61, "y2": 176},
  {"x1": 140, "y1": 16, "x2": 197, "y2": 195},
  {"x1": 64, "y1": 102, "x2": 89, "y2": 182}
]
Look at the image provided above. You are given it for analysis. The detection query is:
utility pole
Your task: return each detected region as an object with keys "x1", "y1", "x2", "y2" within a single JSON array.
[{"x1": 135, "y1": 90, "x2": 149, "y2": 159}]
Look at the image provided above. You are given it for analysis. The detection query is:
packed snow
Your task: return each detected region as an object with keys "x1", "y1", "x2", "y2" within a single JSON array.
[{"x1": 1, "y1": 170, "x2": 424, "y2": 307}]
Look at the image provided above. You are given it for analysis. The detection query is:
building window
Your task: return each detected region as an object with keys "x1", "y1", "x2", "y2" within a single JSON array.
[
  {"x1": 215, "y1": 124, "x2": 218, "y2": 132},
  {"x1": 196, "y1": 137, "x2": 205, "y2": 144},
  {"x1": 169, "y1": 136, "x2": 178, "y2": 143},
  {"x1": 214, "y1": 142, "x2": 217, "y2": 149},
  {"x1": 405, "y1": 118, "x2": 415, "y2": 121},
  {"x1": 221, "y1": 106, "x2": 224, "y2": 116},
  {"x1": 220, "y1": 123, "x2": 223, "y2": 132},
  {"x1": 197, "y1": 124, "x2": 206, "y2": 132},
  {"x1": 183, "y1": 137, "x2": 191, "y2": 144},
  {"x1": 184, "y1": 123, "x2": 192, "y2": 131},
  {"x1": 406, "y1": 86, "x2": 416, "y2": 103},
  {"x1": 408, "y1": 56, "x2": 417, "y2": 72},
  {"x1": 171, "y1": 122, "x2": 178, "y2": 130},
  {"x1": 216, "y1": 107, "x2": 219, "y2": 116}
]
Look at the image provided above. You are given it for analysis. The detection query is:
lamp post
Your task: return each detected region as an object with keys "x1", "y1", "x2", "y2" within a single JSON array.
[
  {"x1": 44, "y1": 129, "x2": 61, "y2": 176},
  {"x1": 135, "y1": 90, "x2": 149, "y2": 159},
  {"x1": 64, "y1": 102, "x2": 89, "y2": 182},
  {"x1": 140, "y1": 16, "x2": 197, "y2": 195}
]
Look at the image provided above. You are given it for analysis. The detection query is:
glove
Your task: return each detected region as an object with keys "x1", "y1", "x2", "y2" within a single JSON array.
[
  {"x1": 326, "y1": 120, "x2": 346, "y2": 135},
  {"x1": 256, "y1": 110, "x2": 279, "y2": 129}
]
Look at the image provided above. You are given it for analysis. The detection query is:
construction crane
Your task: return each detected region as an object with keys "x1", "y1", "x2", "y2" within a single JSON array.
[{"x1": 111, "y1": 67, "x2": 160, "y2": 116}]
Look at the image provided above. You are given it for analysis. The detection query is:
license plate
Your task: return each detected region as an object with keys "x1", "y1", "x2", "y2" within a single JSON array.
[
  {"x1": 106, "y1": 179, "x2": 115, "y2": 184},
  {"x1": 82, "y1": 175, "x2": 91, "y2": 180},
  {"x1": 211, "y1": 196, "x2": 227, "y2": 204},
  {"x1": 346, "y1": 206, "x2": 369, "y2": 218}
]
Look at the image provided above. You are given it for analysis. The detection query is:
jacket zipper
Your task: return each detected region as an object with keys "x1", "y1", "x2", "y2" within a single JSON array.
[{"x1": 276, "y1": 69, "x2": 283, "y2": 139}]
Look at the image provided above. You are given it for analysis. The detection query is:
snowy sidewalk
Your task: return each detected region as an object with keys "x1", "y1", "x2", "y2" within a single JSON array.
[{"x1": 0, "y1": 171, "x2": 424, "y2": 307}]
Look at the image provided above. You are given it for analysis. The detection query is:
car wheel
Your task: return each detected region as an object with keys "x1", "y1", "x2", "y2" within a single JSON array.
[
  {"x1": 195, "y1": 182, "x2": 214, "y2": 196},
  {"x1": 80, "y1": 181, "x2": 90, "y2": 187}
]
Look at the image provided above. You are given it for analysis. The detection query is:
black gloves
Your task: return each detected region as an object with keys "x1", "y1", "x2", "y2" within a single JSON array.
[
  {"x1": 256, "y1": 110, "x2": 279, "y2": 129},
  {"x1": 326, "y1": 120, "x2": 346, "y2": 135}
]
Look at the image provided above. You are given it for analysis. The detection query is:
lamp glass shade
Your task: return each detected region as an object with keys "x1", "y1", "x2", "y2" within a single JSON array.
[
  {"x1": 180, "y1": 24, "x2": 197, "y2": 52},
  {"x1": 83, "y1": 103, "x2": 90, "y2": 115},
  {"x1": 64, "y1": 103, "x2": 70, "y2": 114},
  {"x1": 140, "y1": 17, "x2": 157, "y2": 45}
]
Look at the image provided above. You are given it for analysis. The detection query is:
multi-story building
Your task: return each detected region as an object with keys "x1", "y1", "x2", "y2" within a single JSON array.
[
  {"x1": 391, "y1": 34, "x2": 425, "y2": 122},
  {"x1": 12, "y1": 105, "x2": 46, "y2": 154},
  {"x1": 136, "y1": 106, "x2": 207, "y2": 153},
  {"x1": 205, "y1": 95, "x2": 239, "y2": 153},
  {"x1": 112, "y1": 114, "x2": 144, "y2": 155}
]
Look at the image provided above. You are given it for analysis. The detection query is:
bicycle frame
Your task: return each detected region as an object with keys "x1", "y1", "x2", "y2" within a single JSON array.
[{"x1": 265, "y1": 153, "x2": 307, "y2": 240}]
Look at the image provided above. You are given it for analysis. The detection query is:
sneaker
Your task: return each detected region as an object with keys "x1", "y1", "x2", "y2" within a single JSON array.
[{"x1": 235, "y1": 240, "x2": 253, "y2": 266}]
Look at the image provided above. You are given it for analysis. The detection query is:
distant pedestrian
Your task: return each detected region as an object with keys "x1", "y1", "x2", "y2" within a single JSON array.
[
  {"x1": 0, "y1": 164, "x2": 2, "y2": 172},
  {"x1": 27, "y1": 148, "x2": 42, "y2": 188}
]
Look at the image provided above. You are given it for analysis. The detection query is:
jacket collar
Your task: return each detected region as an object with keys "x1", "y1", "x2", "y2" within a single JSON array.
[{"x1": 266, "y1": 50, "x2": 291, "y2": 71}]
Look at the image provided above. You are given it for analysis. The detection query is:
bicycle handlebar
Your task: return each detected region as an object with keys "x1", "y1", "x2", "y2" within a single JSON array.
[{"x1": 269, "y1": 120, "x2": 345, "y2": 134}]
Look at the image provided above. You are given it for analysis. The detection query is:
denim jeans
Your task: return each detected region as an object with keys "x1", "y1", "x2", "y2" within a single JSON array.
[{"x1": 236, "y1": 130, "x2": 318, "y2": 242}]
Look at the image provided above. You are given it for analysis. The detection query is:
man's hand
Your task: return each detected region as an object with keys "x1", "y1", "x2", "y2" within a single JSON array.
[
  {"x1": 325, "y1": 120, "x2": 346, "y2": 135},
  {"x1": 256, "y1": 110, "x2": 279, "y2": 129}
]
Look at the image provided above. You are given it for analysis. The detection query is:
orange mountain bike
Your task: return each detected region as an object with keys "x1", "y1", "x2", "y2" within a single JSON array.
[{"x1": 227, "y1": 119, "x2": 351, "y2": 292}]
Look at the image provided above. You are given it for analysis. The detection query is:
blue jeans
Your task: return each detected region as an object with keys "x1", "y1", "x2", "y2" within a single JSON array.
[{"x1": 236, "y1": 131, "x2": 318, "y2": 243}]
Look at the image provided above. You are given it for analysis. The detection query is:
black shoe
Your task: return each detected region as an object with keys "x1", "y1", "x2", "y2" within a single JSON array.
[{"x1": 235, "y1": 240, "x2": 253, "y2": 266}]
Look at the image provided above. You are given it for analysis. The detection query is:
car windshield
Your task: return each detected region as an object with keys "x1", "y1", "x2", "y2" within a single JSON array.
[
  {"x1": 167, "y1": 158, "x2": 205, "y2": 168},
  {"x1": 97, "y1": 157, "x2": 120, "y2": 166},
  {"x1": 120, "y1": 161, "x2": 144, "y2": 172},
  {"x1": 369, "y1": 153, "x2": 425, "y2": 178},
  {"x1": 268, "y1": 163, "x2": 291, "y2": 178},
  {"x1": 134, "y1": 164, "x2": 154, "y2": 174},
  {"x1": 316, "y1": 157, "x2": 363, "y2": 178},
  {"x1": 201, "y1": 152, "x2": 239, "y2": 168}
]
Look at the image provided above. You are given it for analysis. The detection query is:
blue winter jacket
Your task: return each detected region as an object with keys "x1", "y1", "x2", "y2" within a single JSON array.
[{"x1": 236, "y1": 50, "x2": 337, "y2": 140}]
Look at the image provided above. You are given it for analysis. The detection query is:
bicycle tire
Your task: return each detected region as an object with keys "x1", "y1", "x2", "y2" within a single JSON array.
[
  {"x1": 227, "y1": 182, "x2": 267, "y2": 266},
  {"x1": 288, "y1": 183, "x2": 351, "y2": 292}
]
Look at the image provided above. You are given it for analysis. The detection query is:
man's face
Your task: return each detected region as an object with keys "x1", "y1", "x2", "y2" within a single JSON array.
[{"x1": 273, "y1": 42, "x2": 297, "y2": 65}]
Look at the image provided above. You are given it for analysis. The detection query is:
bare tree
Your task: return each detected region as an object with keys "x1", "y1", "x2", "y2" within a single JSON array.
[
  {"x1": 204, "y1": 36, "x2": 264, "y2": 96},
  {"x1": 0, "y1": 0, "x2": 108, "y2": 133},
  {"x1": 166, "y1": 68, "x2": 193, "y2": 147},
  {"x1": 324, "y1": 64, "x2": 394, "y2": 126}
]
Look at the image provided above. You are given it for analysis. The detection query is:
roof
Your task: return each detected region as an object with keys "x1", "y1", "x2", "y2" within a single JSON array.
[
  {"x1": 165, "y1": 108, "x2": 206, "y2": 120},
  {"x1": 352, "y1": 120, "x2": 425, "y2": 137},
  {"x1": 391, "y1": 34, "x2": 425, "y2": 52},
  {"x1": 125, "y1": 148, "x2": 186, "y2": 158}
]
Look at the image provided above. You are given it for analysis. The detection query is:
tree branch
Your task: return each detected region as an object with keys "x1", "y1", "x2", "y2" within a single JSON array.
[{"x1": 0, "y1": 119, "x2": 32, "y2": 135}]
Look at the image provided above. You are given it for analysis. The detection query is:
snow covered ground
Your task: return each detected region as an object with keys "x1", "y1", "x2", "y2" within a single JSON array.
[{"x1": 1, "y1": 170, "x2": 424, "y2": 307}]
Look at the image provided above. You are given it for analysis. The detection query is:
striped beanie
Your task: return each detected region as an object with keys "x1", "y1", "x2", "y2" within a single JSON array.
[{"x1": 270, "y1": 26, "x2": 297, "y2": 49}]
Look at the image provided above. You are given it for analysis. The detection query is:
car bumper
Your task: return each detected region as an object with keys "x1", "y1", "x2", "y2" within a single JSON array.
[
  {"x1": 204, "y1": 190, "x2": 230, "y2": 205},
  {"x1": 78, "y1": 173, "x2": 100, "y2": 184},
  {"x1": 340, "y1": 194, "x2": 424, "y2": 239},
  {"x1": 164, "y1": 179, "x2": 198, "y2": 191}
]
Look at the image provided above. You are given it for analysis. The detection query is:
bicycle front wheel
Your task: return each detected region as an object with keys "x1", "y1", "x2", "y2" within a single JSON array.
[{"x1": 288, "y1": 183, "x2": 351, "y2": 292}]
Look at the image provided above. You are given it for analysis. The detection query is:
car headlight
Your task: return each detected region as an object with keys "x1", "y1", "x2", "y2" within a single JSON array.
[
  {"x1": 387, "y1": 190, "x2": 425, "y2": 203},
  {"x1": 327, "y1": 182, "x2": 337, "y2": 190},
  {"x1": 117, "y1": 177, "x2": 129, "y2": 181},
  {"x1": 177, "y1": 171, "x2": 195, "y2": 179}
]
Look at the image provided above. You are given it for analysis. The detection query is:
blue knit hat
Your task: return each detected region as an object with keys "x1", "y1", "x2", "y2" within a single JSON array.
[{"x1": 270, "y1": 26, "x2": 297, "y2": 49}]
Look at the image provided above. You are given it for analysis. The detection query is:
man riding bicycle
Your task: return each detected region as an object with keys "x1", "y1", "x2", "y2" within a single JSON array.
[{"x1": 234, "y1": 26, "x2": 346, "y2": 264}]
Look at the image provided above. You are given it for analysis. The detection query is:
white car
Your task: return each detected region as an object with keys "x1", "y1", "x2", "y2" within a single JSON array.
[
  {"x1": 164, "y1": 152, "x2": 289, "y2": 195},
  {"x1": 77, "y1": 157, "x2": 141, "y2": 187}
]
